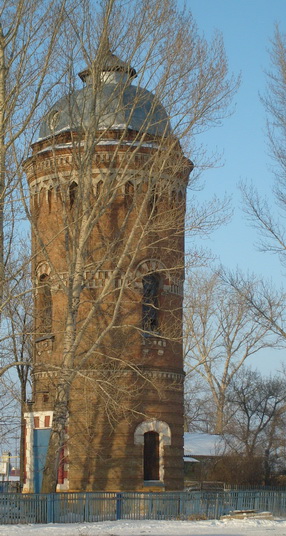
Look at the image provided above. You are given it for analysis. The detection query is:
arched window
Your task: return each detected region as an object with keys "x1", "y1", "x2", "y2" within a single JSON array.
[
  {"x1": 134, "y1": 420, "x2": 171, "y2": 484},
  {"x1": 38, "y1": 274, "x2": 52, "y2": 334},
  {"x1": 144, "y1": 431, "x2": 159, "y2": 481},
  {"x1": 147, "y1": 187, "x2": 158, "y2": 216},
  {"x1": 142, "y1": 274, "x2": 159, "y2": 332},
  {"x1": 69, "y1": 181, "x2": 78, "y2": 209},
  {"x1": 96, "y1": 180, "x2": 103, "y2": 198},
  {"x1": 49, "y1": 109, "x2": 60, "y2": 131},
  {"x1": 48, "y1": 189, "x2": 52, "y2": 213},
  {"x1": 33, "y1": 195, "x2": 40, "y2": 220},
  {"x1": 125, "y1": 181, "x2": 134, "y2": 208},
  {"x1": 170, "y1": 189, "x2": 184, "y2": 210}
]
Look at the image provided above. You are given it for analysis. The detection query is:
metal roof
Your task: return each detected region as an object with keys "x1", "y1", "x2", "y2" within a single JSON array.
[{"x1": 39, "y1": 52, "x2": 171, "y2": 140}]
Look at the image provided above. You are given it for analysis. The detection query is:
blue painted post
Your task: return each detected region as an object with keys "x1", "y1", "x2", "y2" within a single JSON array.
[
  {"x1": 47, "y1": 493, "x2": 54, "y2": 523},
  {"x1": 214, "y1": 493, "x2": 219, "y2": 519},
  {"x1": 148, "y1": 493, "x2": 153, "y2": 519},
  {"x1": 254, "y1": 492, "x2": 260, "y2": 512},
  {"x1": 116, "y1": 493, "x2": 122, "y2": 520},
  {"x1": 178, "y1": 492, "x2": 183, "y2": 518},
  {"x1": 237, "y1": 491, "x2": 243, "y2": 510},
  {"x1": 84, "y1": 493, "x2": 89, "y2": 522}
]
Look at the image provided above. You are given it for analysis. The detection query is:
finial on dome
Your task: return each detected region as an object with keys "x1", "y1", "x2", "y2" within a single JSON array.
[{"x1": 78, "y1": 33, "x2": 136, "y2": 84}]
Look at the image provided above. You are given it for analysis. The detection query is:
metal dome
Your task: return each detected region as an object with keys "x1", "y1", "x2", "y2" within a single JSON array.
[{"x1": 38, "y1": 51, "x2": 171, "y2": 140}]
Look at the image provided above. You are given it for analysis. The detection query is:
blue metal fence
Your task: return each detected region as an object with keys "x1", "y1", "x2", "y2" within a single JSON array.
[{"x1": 0, "y1": 490, "x2": 286, "y2": 524}]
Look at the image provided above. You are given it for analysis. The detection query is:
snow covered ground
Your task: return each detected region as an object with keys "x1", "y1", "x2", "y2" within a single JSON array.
[{"x1": 0, "y1": 519, "x2": 286, "y2": 536}]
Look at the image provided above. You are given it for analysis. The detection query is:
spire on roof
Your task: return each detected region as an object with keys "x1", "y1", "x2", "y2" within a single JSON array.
[
  {"x1": 78, "y1": 33, "x2": 136, "y2": 83},
  {"x1": 101, "y1": 50, "x2": 136, "y2": 78}
]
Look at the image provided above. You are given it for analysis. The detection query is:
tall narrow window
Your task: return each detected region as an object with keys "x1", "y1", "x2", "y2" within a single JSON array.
[
  {"x1": 48, "y1": 188, "x2": 52, "y2": 213},
  {"x1": 69, "y1": 181, "x2": 78, "y2": 208},
  {"x1": 125, "y1": 181, "x2": 134, "y2": 208},
  {"x1": 96, "y1": 180, "x2": 103, "y2": 198},
  {"x1": 144, "y1": 431, "x2": 159, "y2": 481},
  {"x1": 147, "y1": 187, "x2": 158, "y2": 216},
  {"x1": 142, "y1": 274, "x2": 159, "y2": 332},
  {"x1": 38, "y1": 274, "x2": 52, "y2": 334}
]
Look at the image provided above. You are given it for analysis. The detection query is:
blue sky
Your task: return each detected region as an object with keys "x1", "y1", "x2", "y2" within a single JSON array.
[{"x1": 182, "y1": 1, "x2": 286, "y2": 373}]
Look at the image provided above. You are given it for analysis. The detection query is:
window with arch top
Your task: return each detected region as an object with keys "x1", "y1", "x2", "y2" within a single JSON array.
[
  {"x1": 144, "y1": 431, "x2": 159, "y2": 481},
  {"x1": 134, "y1": 419, "x2": 171, "y2": 484},
  {"x1": 69, "y1": 181, "x2": 78, "y2": 209},
  {"x1": 147, "y1": 186, "x2": 158, "y2": 216},
  {"x1": 38, "y1": 274, "x2": 52, "y2": 334},
  {"x1": 142, "y1": 273, "x2": 159, "y2": 333},
  {"x1": 125, "y1": 181, "x2": 134, "y2": 208},
  {"x1": 96, "y1": 180, "x2": 103, "y2": 198}
]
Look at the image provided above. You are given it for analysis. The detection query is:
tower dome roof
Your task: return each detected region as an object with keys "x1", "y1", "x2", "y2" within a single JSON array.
[{"x1": 39, "y1": 51, "x2": 171, "y2": 140}]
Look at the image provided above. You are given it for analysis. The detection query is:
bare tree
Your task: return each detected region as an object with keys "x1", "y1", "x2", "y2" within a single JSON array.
[
  {"x1": 0, "y1": 245, "x2": 34, "y2": 479},
  {"x1": 184, "y1": 374, "x2": 215, "y2": 433},
  {"x1": 237, "y1": 27, "x2": 286, "y2": 274},
  {"x1": 187, "y1": 368, "x2": 286, "y2": 485},
  {"x1": 223, "y1": 28, "x2": 286, "y2": 348},
  {"x1": 2, "y1": 249, "x2": 32, "y2": 483},
  {"x1": 184, "y1": 271, "x2": 275, "y2": 434},
  {"x1": 0, "y1": 377, "x2": 19, "y2": 451},
  {"x1": 263, "y1": 26, "x2": 286, "y2": 189},
  {"x1": 0, "y1": 0, "x2": 77, "y2": 483},
  {"x1": 224, "y1": 367, "x2": 286, "y2": 483},
  {"x1": 225, "y1": 368, "x2": 286, "y2": 456},
  {"x1": 18, "y1": 0, "x2": 240, "y2": 492},
  {"x1": 0, "y1": 0, "x2": 72, "y2": 306}
]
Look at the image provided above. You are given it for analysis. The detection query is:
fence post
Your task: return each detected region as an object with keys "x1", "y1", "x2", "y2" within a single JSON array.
[
  {"x1": 84, "y1": 493, "x2": 89, "y2": 522},
  {"x1": 214, "y1": 493, "x2": 219, "y2": 519},
  {"x1": 116, "y1": 492, "x2": 122, "y2": 520},
  {"x1": 47, "y1": 493, "x2": 54, "y2": 523},
  {"x1": 148, "y1": 492, "x2": 153, "y2": 519},
  {"x1": 237, "y1": 491, "x2": 243, "y2": 510},
  {"x1": 254, "y1": 492, "x2": 260, "y2": 512},
  {"x1": 178, "y1": 493, "x2": 183, "y2": 518}
]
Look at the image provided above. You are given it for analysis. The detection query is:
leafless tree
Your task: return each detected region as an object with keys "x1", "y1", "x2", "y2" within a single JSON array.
[
  {"x1": 235, "y1": 28, "x2": 286, "y2": 291},
  {"x1": 223, "y1": 367, "x2": 286, "y2": 483},
  {"x1": 0, "y1": 0, "x2": 76, "y2": 482},
  {"x1": 224, "y1": 28, "x2": 286, "y2": 351},
  {"x1": 0, "y1": 0, "x2": 72, "y2": 306},
  {"x1": 2, "y1": 248, "x2": 32, "y2": 483},
  {"x1": 184, "y1": 271, "x2": 275, "y2": 434},
  {"x1": 184, "y1": 374, "x2": 215, "y2": 433},
  {"x1": 16, "y1": 0, "x2": 240, "y2": 492},
  {"x1": 263, "y1": 26, "x2": 286, "y2": 188}
]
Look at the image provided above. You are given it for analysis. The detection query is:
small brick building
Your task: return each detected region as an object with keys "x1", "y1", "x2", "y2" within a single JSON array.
[{"x1": 23, "y1": 50, "x2": 192, "y2": 492}]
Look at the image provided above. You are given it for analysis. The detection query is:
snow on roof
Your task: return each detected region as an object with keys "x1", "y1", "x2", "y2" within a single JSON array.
[
  {"x1": 184, "y1": 432, "x2": 224, "y2": 457},
  {"x1": 183, "y1": 456, "x2": 199, "y2": 462}
]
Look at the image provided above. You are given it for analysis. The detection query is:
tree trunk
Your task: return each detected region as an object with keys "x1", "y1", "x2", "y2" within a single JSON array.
[
  {"x1": 41, "y1": 380, "x2": 70, "y2": 493},
  {"x1": 214, "y1": 394, "x2": 225, "y2": 435},
  {"x1": 0, "y1": 28, "x2": 5, "y2": 310},
  {"x1": 19, "y1": 384, "x2": 26, "y2": 486}
]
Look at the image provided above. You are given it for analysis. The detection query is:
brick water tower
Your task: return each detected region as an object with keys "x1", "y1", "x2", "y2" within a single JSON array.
[{"x1": 23, "y1": 49, "x2": 192, "y2": 493}]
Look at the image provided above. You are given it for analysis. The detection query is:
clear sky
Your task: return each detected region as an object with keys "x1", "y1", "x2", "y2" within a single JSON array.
[{"x1": 181, "y1": 1, "x2": 286, "y2": 373}]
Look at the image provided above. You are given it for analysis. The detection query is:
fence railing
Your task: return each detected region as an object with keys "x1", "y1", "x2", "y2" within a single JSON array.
[
  {"x1": 224, "y1": 483, "x2": 286, "y2": 491},
  {"x1": 0, "y1": 490, "x2": 286, "y2": 525},
  {"x1": 185, "y1": 481, "x2": 286, "y2": 492}
]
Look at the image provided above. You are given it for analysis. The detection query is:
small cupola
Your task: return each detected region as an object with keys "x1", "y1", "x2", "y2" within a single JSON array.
[{"x1": 78, "y1": 50, "x2": 137, "y2": 86}]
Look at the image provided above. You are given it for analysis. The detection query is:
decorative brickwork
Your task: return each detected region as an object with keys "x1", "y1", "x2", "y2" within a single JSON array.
[{"x1": 24, "y1": 52, "x2": 191, "y2": 493}]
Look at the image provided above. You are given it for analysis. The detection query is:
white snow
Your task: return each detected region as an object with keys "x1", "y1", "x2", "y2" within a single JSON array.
[
  {"x1": 36, "y1": 139, "x2": 159, "y2": 154},
  {"x1": 0, "y1": 518, "x2": 285, "y2": 536}
]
